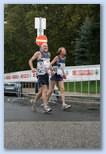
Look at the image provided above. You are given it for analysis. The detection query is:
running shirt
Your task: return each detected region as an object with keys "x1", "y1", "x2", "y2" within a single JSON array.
[
  {"x1": 53, "y1": 56, "x2": 66, "y2": 76},
  {"x1": 37, "y1": 51, "x2": 51, "y2": 75}
]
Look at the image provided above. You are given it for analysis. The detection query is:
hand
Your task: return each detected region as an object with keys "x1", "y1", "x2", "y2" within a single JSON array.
[
  {"x1": 63, "y1": 74, "x2": 67, "y2": 79},
  {"x1": 51, "y1": 70, "x2": 55, "y2": 76},
  {"x1": 31, "y1": 68, "x2": 36, "y2": 73}
]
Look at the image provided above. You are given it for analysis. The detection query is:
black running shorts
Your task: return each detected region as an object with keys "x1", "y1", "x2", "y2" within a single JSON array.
[{"x1": 37, "y1": 73, "x2": 49, "y2": 88}]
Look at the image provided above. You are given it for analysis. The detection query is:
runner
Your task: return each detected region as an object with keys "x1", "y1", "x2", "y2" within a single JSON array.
[
  {"x1": 47, "y1": 47, "x2": 71, "y2": 110},
  {"x1": 28, "y1": 43, "x2": 52, "y2": 113}
]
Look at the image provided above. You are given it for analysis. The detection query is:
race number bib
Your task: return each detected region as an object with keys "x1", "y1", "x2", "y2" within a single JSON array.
[
  {"x1": 57, "y1": 63, "x2": 65, "y2": 76},
  {"x1": 43, "y1": 58, "x2": 50, "y2": 69},
  {"x1": 37, "y1": 61, "x2": 45, "y2": 75},
  {"x1": 37, "y1": 58, "x2": 50, "y2": 75}
]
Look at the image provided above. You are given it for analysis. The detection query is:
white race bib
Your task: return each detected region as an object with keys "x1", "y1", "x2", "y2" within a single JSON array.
[
  {"x1": 37, "y1": 58, "x2": 50, "y2": 75},
  {"x1": 43, "y1": 58, "x2": 50, "y2": 69},
  {"x1": 57, "y1": 63, "x2": 65, "y2": 76},
  {"x1": 57, "y1": 68, "x2": 63, "y2": 75},
  {"x1": 37, "y1": 61, "x2": 45, "y2": 75}
]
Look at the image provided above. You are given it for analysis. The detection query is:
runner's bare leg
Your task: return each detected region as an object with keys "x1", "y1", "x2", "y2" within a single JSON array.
[{"x1": 47, "y1": 80, "x2": 56, "y2": 102}]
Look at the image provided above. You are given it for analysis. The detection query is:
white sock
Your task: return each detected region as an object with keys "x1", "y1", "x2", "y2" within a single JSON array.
[{"x1": 62, "y1": 101, "x2": 66, "y2": 106}]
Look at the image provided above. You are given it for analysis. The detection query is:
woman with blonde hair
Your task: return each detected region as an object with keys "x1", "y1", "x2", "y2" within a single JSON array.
[{"x1": 48, "y1": 47, "x2": 71, "y2": 110}]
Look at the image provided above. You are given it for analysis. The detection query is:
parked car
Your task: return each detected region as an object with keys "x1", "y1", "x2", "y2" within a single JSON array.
[{"x1": 4, "y1": 82, "x2": 22, "y2": 96}]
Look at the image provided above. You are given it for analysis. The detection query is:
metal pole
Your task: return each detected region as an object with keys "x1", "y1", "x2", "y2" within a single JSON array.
[
  {"x1": 96, "y1": 80, "x2": 98, "y2": 95},
  {"x1": 68, "y1": 82, "x2": 70, "y2": 92},
  {"x1": 66, "y1": 82, "x2": 67, "y2": 92},
  {"x1": 88, "y1": 81, "x2": 90, "y2": 95},
  {"x1": 74, "y1": 81, "x2": 76, "y2": 94},
  {"x1": 81, "y1": 81, "x2": 83, "y2": 96},
  {"x1": 39, "y1": 17, "x2": 44, "y2": 35},
  {"x1": 39, "y1": 17, "x2": 42, "y2": 35}
]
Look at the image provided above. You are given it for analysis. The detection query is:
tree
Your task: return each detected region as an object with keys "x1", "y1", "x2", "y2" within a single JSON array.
[
  {"x1": 4, "y1": 4, "x2": 100, "y2": 72},
  {"x1": 74, "y1": 16, "x2": 99, "y2": 65}
]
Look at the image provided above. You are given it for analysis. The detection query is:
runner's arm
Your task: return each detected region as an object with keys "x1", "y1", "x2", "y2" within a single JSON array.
[
  {"x1": 49, "y1": 56, "x2": 58, "y2": 71},
  {"x1": 61, "y1": 64, "x2": 67, "y2": 79},
  {"x1": 28, "y1": 52, "x2": 39, "y2": 72}
]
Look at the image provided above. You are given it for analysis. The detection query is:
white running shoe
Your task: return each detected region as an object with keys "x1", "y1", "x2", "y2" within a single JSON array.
[
  {"x1": 62, "y1": 104, "x2": 72, "y2": 110},
  {"x1": 44, "y1": 105, "x2": 52, "y2": 113}
]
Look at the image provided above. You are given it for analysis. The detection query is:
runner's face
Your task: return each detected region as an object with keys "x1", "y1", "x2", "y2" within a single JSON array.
[
  {"x1": 61, "y1": 48, "x2": 67, "y2": 56},
  {"x1": 41, "y1": 44, "x2": 48, "y2": 52}
]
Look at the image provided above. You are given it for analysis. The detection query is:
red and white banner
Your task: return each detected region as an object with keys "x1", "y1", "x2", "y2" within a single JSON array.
[
  {"x1": 4, "y1": 65, "x2": 100, "y2": 83},
  {"x1": 64, "y1": 65, "x2": 100, "y2": 82},
  {"x1": 4, "y1": 70, "x2": 38, "y2": 83}
]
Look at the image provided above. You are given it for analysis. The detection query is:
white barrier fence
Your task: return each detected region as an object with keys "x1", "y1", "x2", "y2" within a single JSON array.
[
  {"x1": 4, "y1": 65, "x2": 100, "y2": 83},
  {"x1": 4, "y1": 65, "x2": 100, "y2": 95}
]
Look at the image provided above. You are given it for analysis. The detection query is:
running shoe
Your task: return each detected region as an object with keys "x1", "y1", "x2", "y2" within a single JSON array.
[
  {"x1": 62, "y1": 104, "x2": 72, "y2": 110},
  {"x1": 44, "y1": 105, "x2": 52, "y2": 113}
]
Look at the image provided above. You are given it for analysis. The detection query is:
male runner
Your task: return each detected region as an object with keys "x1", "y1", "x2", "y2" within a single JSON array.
[{"x1": 29, "y1": 43, "x2": 52, "y2": 113}]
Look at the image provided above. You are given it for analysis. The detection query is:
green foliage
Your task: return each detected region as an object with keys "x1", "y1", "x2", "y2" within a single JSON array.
[
  {"x1": 74, "y1": 16, "x2": 100, "y2": 65},
  {"x1": 4, "y1": 4, "x2": 100, "y2": 73},
  {"x1": 74, "y1": 17, "x2": 93, "y2": 65}
]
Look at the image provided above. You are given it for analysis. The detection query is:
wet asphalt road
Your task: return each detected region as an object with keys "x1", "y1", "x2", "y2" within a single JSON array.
[
  {"x1": 4, "y1": 96, "x2": 100, "y2": 149},
  {"x1": 4, "y1": 96, "x2": 100, "y2": 121}
]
